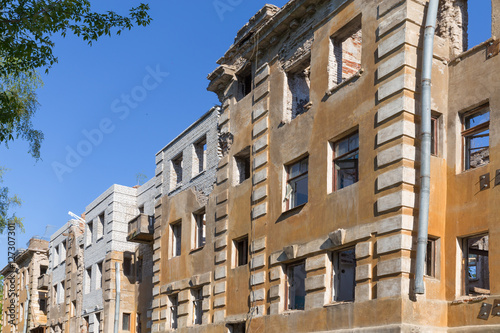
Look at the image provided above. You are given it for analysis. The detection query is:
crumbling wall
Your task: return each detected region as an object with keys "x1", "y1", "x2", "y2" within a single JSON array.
[{"x1": 437, "y1": 0, "x2": 468, "y2": 56}]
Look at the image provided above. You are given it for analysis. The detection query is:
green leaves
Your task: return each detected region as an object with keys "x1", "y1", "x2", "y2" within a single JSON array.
[
  {"x1": 0, "y1": 167, "x2": 24, "y2": 234},
  {"x1": 0, "y1": 1, "x2": 152, "y2": 76}
]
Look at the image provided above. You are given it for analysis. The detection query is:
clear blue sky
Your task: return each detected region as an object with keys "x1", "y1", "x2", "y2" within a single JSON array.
[{"x1": 0, "y1": 0, "x2": 491, "y2": 269}]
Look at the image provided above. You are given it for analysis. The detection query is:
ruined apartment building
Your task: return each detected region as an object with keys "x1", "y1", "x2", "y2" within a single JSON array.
[
  {"x1": 1, "y1": 237, "x2": 49, "y2": 333},
  {"x1": 150, "y1": 0, "x2": 500, "y2": 332},
  {"x1": 46, "y1": 219, "x2": 85, "y2": 333}
]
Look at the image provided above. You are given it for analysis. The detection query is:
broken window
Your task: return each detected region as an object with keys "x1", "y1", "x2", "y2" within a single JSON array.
[
  {"x1": 333, "y1": 131, "x2": 359, "y2": 190},
  {"x1": 192, "y1": 288, "x2": 203, "y2": 325},
  {"x1": 193, "y1": 136, "x2": 207, "y2": 175},
  {"x1": 462, "y1": 106, "x2": 489, "y2": 170},
  {"x1": 86, "y1": 221, "x2": 93, "y2": 246},
  {"x1": 85, "y1": 268, "x2": 91, "y2": 294},
  {"x1": 286, "y1": 58, "x2": 311, "y2": 119},
  {"x1": 97, "y1": 212, "x2": 105, "y2": 240},
  {"x1": 329, "y1": 16, "x2": 362, "y2": 87},
  {"x1": 234, "y1": 147, "x2": 251, "y2": 185},
  {"x1": 463, "y1": 234, "x2": 489, "y2": 295},
  {"x1": 285, "y1": 157, "x2": 308, "y2": 210},
  {"x1": 332, "y1": 248, "x2": 356, "y2": 302},
  {"x1": 425, "y1": 238, "x2": 437, "y2": 278},
  {"x1": 169, "y1": 294, "x2": 178, "y2": 329},
  {"x1": 96, "y1": 262, "x2": 103, "y2": 290},
  {"x1": 234, "y1": 236, "x2": 248, "y2": 267},
  {"x1": 39, "y1": 291, "x2": 48, "y2": 313},
  {"x1": 194, "y1": 209, "x2": 206, "y2": 249},
  {"x1": 237, "y1": 65, "x2": 252, "y2": 100},
  {"x1": 286, "y1": 262, "x2": 306, "y2": 310},
  {"x1": 228, "y1": 322, "x2": 246, "y2": 333},
  {"x1": 122, "y1": 313, "x2": 131, "y2": 331},
  {"x1": 171, "y1": 153, "x2": 183, "y2": 187},
  {"x1": 171, "y1": 221, "x2": 182, "y2": 257}
]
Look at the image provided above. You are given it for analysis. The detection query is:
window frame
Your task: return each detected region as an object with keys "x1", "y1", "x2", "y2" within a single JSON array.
[
  {"x1": 192, "y1": 288, "x2": 203, "y2": 325},
  {"x1": 331, "y1": 247, "x2": 356, "y2": 303},
  {"x1": 234, "y1": 236, "x2": 249, "y2": 267},
  {"x1": 122, "y1": 312, "x2": 131, "y2": 331},
  {"x1": 461, "y1": 233, "x2": 490, "y2": 296},
  {"x1": 169, "y1": 294, "x2": 179, "y2": 329},
  {"x1": 333, "y1": 131, "x2": 359, "y2": 191},
  {"x1": 171, "y1": 221, "x2": 182, "y2": 258},
  {"x1": 461, "y1": 105, "x2": 490, "y2": 170},
  {"x1": 193, "y1": 209, "x2": 207, "y2": 250},
  {"x1": 284, "y1": 157, "x2": 309, "y2": 211}
]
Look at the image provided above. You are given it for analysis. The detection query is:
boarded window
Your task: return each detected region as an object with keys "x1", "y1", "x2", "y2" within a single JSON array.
[
  {"x1": 286, "y1": 58, "x2": 311, "y2": 119},
  {"x1": 285, "y1": 157, "x2": 308, "y2": 210},
  {"x1": 332, "y1": 248, "x2": 356, "y2": 302},
  {"x1": 462, "y1": 106, "x2": 489, "y2": 170},
  {"x1": 171, "y1": 222, "x2": 182, "y2": 257},
  {"x1": 463, "y1": 234, "x2": 489, "y2": 295},
  {"x1": 286, "y1": 262, "x2": 306, "y2": 310},
  {"x1": 234, "y1": 147, "x2": 251, "y2": 185},
  {"x1": 330, "y1": 16, "x2": 362, "y2": 87},
  {"x1": 333, "y1": 131, "x2": 359, "y2": 190}
]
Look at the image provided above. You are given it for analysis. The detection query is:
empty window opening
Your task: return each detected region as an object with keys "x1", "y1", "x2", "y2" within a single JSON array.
[
  {"x1": 286, "y1": 58, "x2": 311, "y2": 120},
  {"x1": 192, "y1": 288, "x2": 203, "y2": 325},
  {"x1": 286, "y1": 262, "x2": 306, "y2": 310},
  {"x1": 40, "y1": 265, "x2": 48, "y2": 276},
  {"x1": 437, "y1": 0, "x2": 491, "y2": 54},
  {"x1": 84, "y1": 316, "x2": 90, "y2": 332},
  {"x1": 285, "y1": 157, "x2": 308, "y2": 210},
  {"x1": 169, "y1": 294, "x2": 178, "y2": 329},
  {"x1": 194, "y1": 136, "x2": 207, "y2": 175},
  {"x1": 237, "y1": 65, "x2": 252, "y2": 100},
  {"x1": 329, "y1": 16, "x2": 362, "y2": 87},
  {"x1": 95, "y1": 313, "x2": 101, "y2": 333},
  {"x1": 171, "y1": 222, "x2": 182, "y2": 257},
  {"x1": 54, "y1": 246, "x2": 59, "y2": 266},
  {"x1": 333, "y1": 131, "x2": 359, "y2": 190},
  {"x1": 85, "y1": 268, "x2": 91, "y2": 294},
  {"x1": 96, "y1": 262, "x2": 103, "y2": 290},
  {"x1": 58, "y1": 281, "x2": 65, "y2": 304},
  {"x1": 431, "y1": 115, "x2": 439, "y2": 156},
  {"x1": 228, "y1": 322, "x2": 246, "y2": 333},
  {"x1": 60, "y1": 240, "x2": 67, "y2": 264},
  {"x1": 332, "y1": 248, "x2": 356, "y2": 302},
  {"x1": 463, "y1": 234, "x2": 489, "y2": 295},
  {"x1": 122, "y1": 313, "x2": 131, "y2": 331},
  {"x1": 53, "y1": 284, "x2": 58, "y2": 305},
  {"x1": 123, "y1": 257, "x2": 132, "y2": 276},
  {"x1": 73, "y1": 255, "x2": 78, "y2": 269},
  {"x1": 234, "y1": 236, "x2": 249, "y2": 267},
  {"x1": 425, "y1": 238, "x2": 437, "y2": 278},
  {"x1": 462, "y1": 106, "x2": 489, "y2": 170},
  {"x1": 171, "y1": 154, "x2": 183, "y2": 187},
  {"x1": 97, "y1": 212, "x2": 105, "y2": 239},
  {"x1": 70, "y1": 300, "x2": 76, "y2": 317},
  {"x1": 194, "y1": 209, "x2": 206, "y2": 249},
  {"x1": 87, "y1": 221, "x2": 93, "y2": 246},
  {"x1": 234, "y1": 147, "x2": 251, "y2": 185}
]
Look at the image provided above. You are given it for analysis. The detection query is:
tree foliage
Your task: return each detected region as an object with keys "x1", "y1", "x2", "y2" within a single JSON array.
[
  {"x1": 0, "y1": 167, "x2": 24, "y2": 233},
  {"x1": 0, "y1": 0, "x2": 152, "y2": 77}
]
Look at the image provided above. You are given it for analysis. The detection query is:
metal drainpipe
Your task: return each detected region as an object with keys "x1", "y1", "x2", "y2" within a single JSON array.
[
  {"x1": 23, "y1": 284, "x2": 30, "y2": 333},
  {"x1": 414, "y1": 0, "x2": 440, "y2": 295},
  {"x1": 114, "y1": 262, "x2": 121, "y2": 333}
]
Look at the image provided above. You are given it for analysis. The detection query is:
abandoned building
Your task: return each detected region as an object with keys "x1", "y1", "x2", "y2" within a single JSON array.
[
  {"x1": 2, "y1": 0, "x2": 500, "y2": 332},
  {"x1": 1, "y1": 237, "x2": 49, "y2": 333}
]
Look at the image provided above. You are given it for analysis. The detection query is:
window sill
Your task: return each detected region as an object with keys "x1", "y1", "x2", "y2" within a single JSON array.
[
  {"x1": 282, "y1": 309, "x2": 305, "y2": 315},
  {"x1": 326, "y1": 68, "x2": 364, "y2": 97},
  {"x1": 324, "y1": 301, "x2": 353, "y2": 308},
  {"x1": 192, "y1": 170, "x2": 206, "y2": 181},
  {"x1": 449, "y1": 37, "x2": 497, "y2": 65},
  {"x1": 460, "y1": 162, "x2": 489, "y2": 175},
  {"x1": 190, "y1": 246, "x2": 205, "y2": 254},
  {"x1": 282, "y1": 203, "x2": 307, "y2": 216},
  {"x1": 451, "y1": 294, "x2": 492, "y2": 305}
]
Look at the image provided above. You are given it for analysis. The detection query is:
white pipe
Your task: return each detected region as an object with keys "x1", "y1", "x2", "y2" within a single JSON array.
[
  {"x1": 23, "y1": 284, "x2": 30, "y2": 333},
  {"x1": 414, "y1": 0, "x2": 440, "y2": 295}
]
